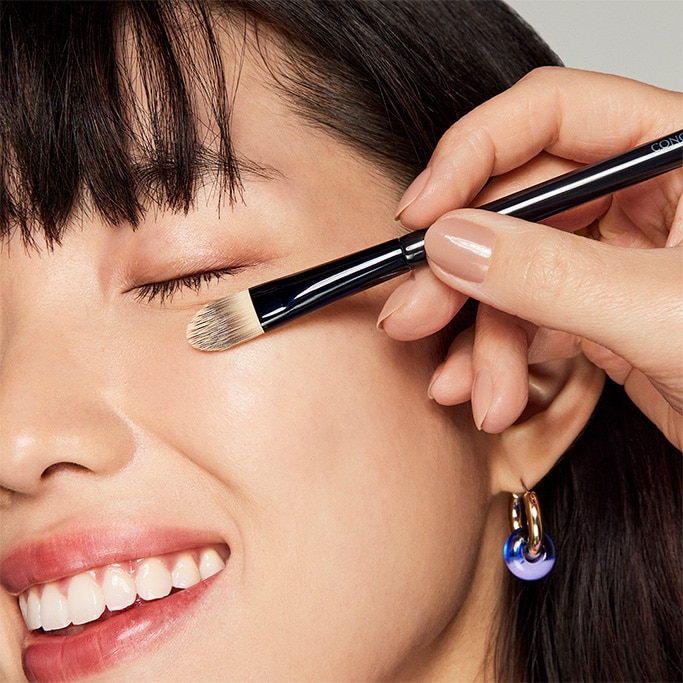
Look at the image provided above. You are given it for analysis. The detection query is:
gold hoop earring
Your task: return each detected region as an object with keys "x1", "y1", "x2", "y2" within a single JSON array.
[{"x1": 503, "y1": 490, "x2": 556, "y2": 580}]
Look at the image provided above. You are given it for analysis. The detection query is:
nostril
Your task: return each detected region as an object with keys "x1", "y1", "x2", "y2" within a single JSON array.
[
  {"x1": 0, "y1": 387, "x2": 136, "y2": 493},
  {"x1": 41, "y1": 462, "x2": 91, "y2": 480}
]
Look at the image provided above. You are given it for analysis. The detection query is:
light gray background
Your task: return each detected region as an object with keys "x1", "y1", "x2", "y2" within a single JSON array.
[{"x1": 506, "y1": 0, "x2": 682, "y2": 92}]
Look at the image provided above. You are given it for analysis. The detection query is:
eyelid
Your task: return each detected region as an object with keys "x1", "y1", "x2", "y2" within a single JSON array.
[{"x1": 134, "y1": 266, "x2": 245, "y2": 304}]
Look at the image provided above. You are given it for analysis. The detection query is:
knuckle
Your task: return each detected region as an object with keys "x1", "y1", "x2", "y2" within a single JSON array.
[
  {"x1": 522, "y1": 245, "x2": 570, "y2": 299},
  {"x1": 436, "y1": 120, "x2": 489, "y2": 163},
  {"x1": 518, "y1": 66, "x2": 564, "y2": 89},
  {"x1": 518, "y1": 241, "x2": 597, "y2": 313}
]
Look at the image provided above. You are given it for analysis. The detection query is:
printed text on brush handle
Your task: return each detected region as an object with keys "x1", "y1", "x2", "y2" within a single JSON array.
[{"x1": 480, "y1": 129, "x2": 683, "y2": 221}]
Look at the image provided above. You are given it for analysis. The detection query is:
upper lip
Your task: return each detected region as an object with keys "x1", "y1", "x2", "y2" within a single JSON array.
[{"x1": 0, "y1": 525, "x2": 226, "y2": 595}]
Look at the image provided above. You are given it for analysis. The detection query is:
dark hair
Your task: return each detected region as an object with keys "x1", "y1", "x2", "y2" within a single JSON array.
[
  {"x1": 1, "y1": 2, "x2": 680, "y2": 680},
  {"x1": 0, "y1": 0, "x2": 559, "y2": 245}
]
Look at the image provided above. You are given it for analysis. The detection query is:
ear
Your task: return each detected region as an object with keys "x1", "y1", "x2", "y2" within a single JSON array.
[{"x1": 483, "y1": 354, "x2": 605, "y2": 494}]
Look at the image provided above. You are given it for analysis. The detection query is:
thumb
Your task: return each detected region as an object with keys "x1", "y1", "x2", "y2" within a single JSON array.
[{"x1": 423, "y1": 209, "x2": 682, "y2": 383}]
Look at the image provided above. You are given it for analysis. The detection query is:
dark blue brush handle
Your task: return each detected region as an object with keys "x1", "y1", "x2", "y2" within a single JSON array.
[{"x1": 252, "y1": 130, "x2": 683, "y2": 332}]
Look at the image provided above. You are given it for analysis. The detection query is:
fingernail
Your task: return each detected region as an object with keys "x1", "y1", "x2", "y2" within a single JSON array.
[
  {"x1": 471, "y1": 368, "x2": 493, "y2": 430},
  {"x1": 376, "y1": 278, "x2": 413, "y2": 330},
  {"x1": 395, "y1": 167, "x2": 431, "y2": 219},
  {"x1": 427, "y1": 364, "x2": 445, "y2": 400},
  {"x1": 426, "y1": 217, "x2": 496, "y2": 283}
]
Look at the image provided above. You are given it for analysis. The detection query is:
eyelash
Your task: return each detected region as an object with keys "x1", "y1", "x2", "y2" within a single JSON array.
[{"x1": 135, "y1": 268, "x2": 240, "y2": 304}]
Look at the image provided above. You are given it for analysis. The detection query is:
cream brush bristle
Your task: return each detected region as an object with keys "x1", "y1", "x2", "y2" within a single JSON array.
[{"x1": 186, "y1": 290, "x2": 264, "y2": 351}]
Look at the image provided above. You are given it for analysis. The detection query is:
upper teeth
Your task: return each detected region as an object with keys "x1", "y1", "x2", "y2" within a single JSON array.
[{"x1": 17, "y1": 546, "x2": 225, "y2": 632}]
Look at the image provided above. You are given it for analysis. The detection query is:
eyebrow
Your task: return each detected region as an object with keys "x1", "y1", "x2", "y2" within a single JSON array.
[{"x1": 131, "y1": 147, "x2": 284, "y2": 201}]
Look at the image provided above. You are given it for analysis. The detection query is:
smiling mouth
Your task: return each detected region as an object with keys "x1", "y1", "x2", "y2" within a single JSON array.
[{"x1": 18, "y1": 544, "x2": 228, "y2": 635}]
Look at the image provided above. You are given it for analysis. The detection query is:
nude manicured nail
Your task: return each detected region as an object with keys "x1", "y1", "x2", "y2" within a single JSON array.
[
  {"x1": 395, "y1": 167, "x2": 431, "y2": 219},
  {"x1": 427, "y1": 364, "x2": 445, "y2": 400},
  {"x1": 376, "y1": 278, "x2": 413, "y2": 330},
  {"x1": 471, "y1": 368, "x2": 493, "y2": 431},
  {"x1": 426, "y1": 217, "x2": 496, "y2": 283}
]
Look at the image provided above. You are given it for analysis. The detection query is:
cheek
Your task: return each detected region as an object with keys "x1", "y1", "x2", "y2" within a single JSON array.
[{"x1": 120, "y1": 296, "x2": 488, "y2": 674}]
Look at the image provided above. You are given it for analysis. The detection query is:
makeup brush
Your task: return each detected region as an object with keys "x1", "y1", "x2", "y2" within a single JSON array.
[{"x1": 187, "y1": 130, "x2": 683, "y2": 351}]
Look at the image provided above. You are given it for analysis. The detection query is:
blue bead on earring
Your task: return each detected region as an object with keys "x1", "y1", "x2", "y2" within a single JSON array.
[{"x1": 503, "y1": 491, "x2": 555, "y2": 581}]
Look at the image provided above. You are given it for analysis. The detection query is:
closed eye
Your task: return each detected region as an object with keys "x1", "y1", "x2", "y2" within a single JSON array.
[{"x1": 134, "y1": 267, "x2": 244, "y2": 304}]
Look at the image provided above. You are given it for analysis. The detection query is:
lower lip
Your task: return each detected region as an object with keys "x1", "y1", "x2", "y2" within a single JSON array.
[{"x1": 22, "y1": 573, "x2": 219, "y2": 682}]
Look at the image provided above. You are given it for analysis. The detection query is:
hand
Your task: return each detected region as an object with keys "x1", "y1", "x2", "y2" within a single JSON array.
[{"x1": 379, "y1": 68, "x2": 683, "y2": 449}]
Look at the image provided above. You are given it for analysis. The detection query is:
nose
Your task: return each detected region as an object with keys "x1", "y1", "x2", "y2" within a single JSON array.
[{"x1": 0, "y1": 319, "x2": 135, "y2": 495}]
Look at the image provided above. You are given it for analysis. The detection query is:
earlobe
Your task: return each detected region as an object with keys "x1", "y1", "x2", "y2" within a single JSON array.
[{"x1": 487, "y1": 355, "x2": 605, "y2": 494}]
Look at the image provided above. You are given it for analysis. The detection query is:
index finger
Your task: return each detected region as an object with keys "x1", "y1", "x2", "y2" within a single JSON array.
[{"x1": 398, "y1": 67, "x2": 683, "y2": 228}]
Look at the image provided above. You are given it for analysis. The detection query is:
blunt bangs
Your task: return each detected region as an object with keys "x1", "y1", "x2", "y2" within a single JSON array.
[{"x1": 0, "y1": 1, "x2": 241, "y2": 245}]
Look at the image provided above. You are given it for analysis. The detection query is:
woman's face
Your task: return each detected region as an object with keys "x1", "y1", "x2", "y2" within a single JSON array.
[{"x1": 0, "y1": 34, "x2": 496, "y2": 681}]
